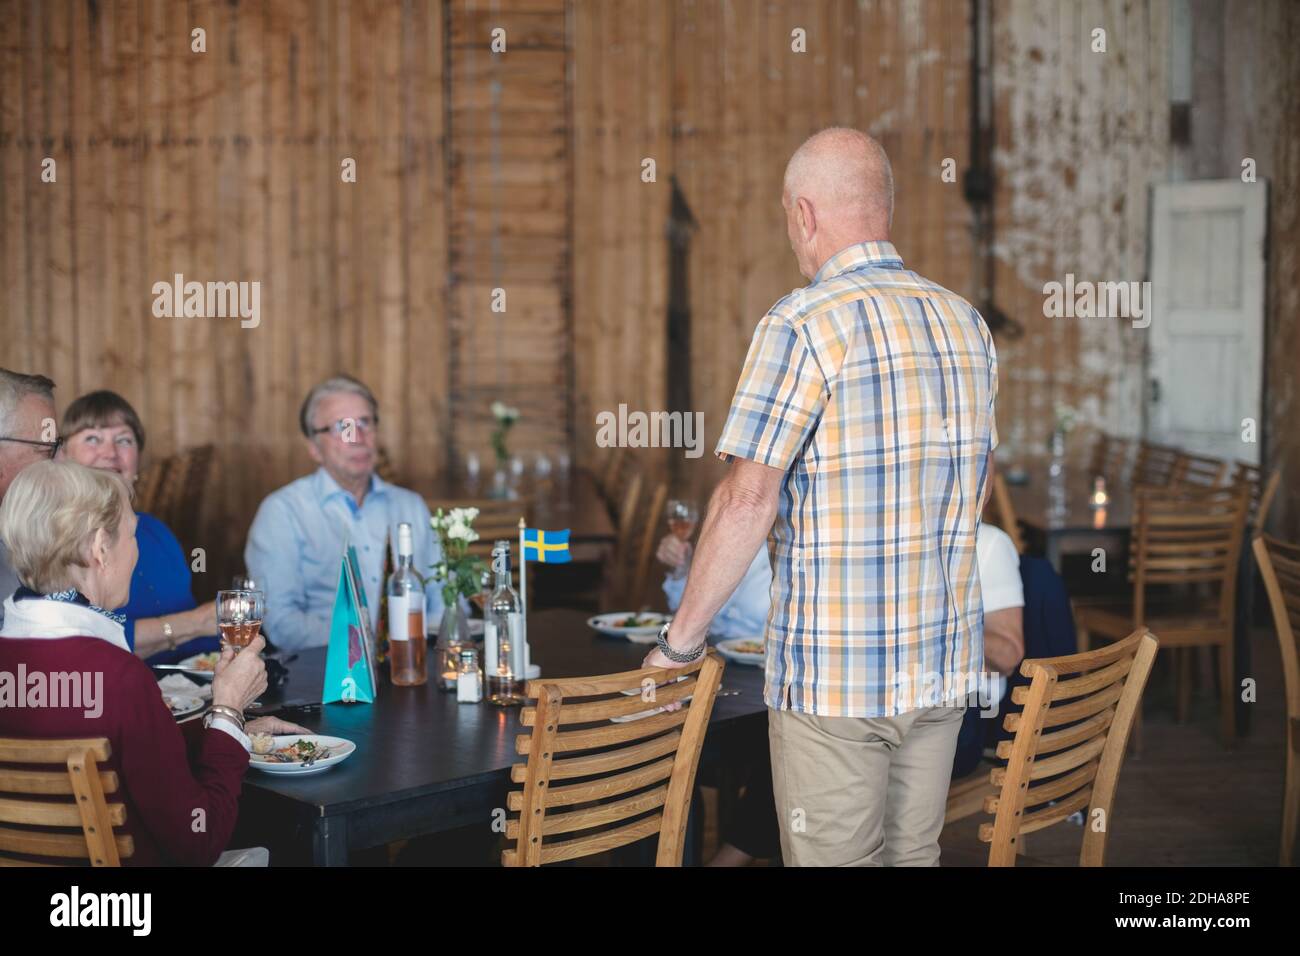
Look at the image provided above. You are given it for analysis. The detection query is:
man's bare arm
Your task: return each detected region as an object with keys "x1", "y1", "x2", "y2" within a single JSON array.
[
  {"x1": 983, "y1": 606, "x2": 1024, "y2": 676},
  {"x1": 651, "y1": 458, "x2": 784, "y2": 659}
]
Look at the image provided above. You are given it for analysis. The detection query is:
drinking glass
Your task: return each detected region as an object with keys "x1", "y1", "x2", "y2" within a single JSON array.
[
  {"x1": 217, "y1": 589, "x2": 265, "y2": 652},
  {"x1": 665, "y1": 499, "x2": 699, "y2": 579}
]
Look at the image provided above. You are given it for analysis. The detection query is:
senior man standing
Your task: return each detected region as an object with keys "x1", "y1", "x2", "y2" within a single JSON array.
[{"x1": 644, "y1": 128, "x2": 998, "y2": 866}]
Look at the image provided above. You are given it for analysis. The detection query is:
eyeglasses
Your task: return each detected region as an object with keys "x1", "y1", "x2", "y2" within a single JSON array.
[
  {"x1": 308, "y1": 415, "x2": 379, "y2": 438},
  {"x1": 0, "y1": 436, "x2": 64, "y2": 459}
]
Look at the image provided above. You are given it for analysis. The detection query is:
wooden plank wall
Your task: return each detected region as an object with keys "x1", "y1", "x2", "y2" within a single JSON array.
[
  {"x1": 0, "y1": 0, "x2": 448, "y2": 587},
  {"x1": 447, "y1": 0, "x2": 571, "y2": 464},
  {"x1": 988, "y1": 0, "x2": 1171, "y2": 460},
  {"x1": 572, "y1": 0, "x2": 975, "y2": 498}
]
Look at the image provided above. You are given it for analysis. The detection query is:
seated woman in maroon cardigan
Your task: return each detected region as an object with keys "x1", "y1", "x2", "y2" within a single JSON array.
[{"x1": 0, "y1": 460, "x2": 307, "y2": 866}]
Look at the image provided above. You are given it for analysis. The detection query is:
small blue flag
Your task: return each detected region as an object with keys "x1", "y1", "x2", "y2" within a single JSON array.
[{"x1": 522, "y1": 527, "x2": 571, "y2": 564}]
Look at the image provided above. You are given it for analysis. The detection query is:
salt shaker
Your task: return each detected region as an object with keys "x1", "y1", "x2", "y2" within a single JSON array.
[{"x1": 457, "y1": 648, "x2": 483, "y2": 703}]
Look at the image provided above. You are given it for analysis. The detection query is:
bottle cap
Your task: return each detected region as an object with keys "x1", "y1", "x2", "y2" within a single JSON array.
[{"x1": 397, "y1": 522, "x2": 414, "y2": 557}]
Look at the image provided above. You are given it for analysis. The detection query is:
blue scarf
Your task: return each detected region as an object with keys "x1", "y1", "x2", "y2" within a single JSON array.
[{"x1": 13, "y1": 586, "x2": 127, "y2": 627}]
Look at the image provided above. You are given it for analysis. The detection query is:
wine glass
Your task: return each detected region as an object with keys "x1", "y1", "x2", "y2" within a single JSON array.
[
  {"x1": 465, "y1": 450, "x2": 481, "y2": 482},
  {"x1": 665, "y1": 499, "x2": 699, "y2": 579},
  {"x1": 217, "y1": 589, "x2": 265, "y2": 652}
]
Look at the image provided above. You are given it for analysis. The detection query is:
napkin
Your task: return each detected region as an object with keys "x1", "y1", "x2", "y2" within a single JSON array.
[{"x1": 157, "y1": 673, "x2": 212, "y2": 701}]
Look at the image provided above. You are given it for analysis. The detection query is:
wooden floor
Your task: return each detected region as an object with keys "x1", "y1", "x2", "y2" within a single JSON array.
[{"x1": 938, "y1": 626, "x2": 1289, "y2": 867}]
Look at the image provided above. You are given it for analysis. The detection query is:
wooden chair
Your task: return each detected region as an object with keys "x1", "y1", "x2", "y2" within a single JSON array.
[
  {"x1": 625, "y1": 482, "x2": 668, "y2": 609},
  {"x1": 1172, "y1": 452, "x2": 1227, "y2": 489},
  {"x1": 501, "y1": 651, "x2": 726, "y2": 866},
  {"x1": 1076, "y1": 485, "x2": 1248, "y2": 746},
  {"x1": 0, "y1": 737, "x2": 132, "y2": 866},
  {"x1": 1087, "y1": 433, "x2": 1132, "y2": 484},
  {"x1": 978, "y1": 628, "x2": 1158, "y2": 865},
  {"x1": 595, "y1": 471, "x2": 644, "y2": 603},
  {"x1": 149, "y1": 444, "x2": 216, "y2": 551},
  {"x1": 986, "y1": 472, "x2": 1025, "y2": 554},
  {"x1": 1233, "y1": 461, "x2": 1281, "y2": 531},
  {"x1": 132, "y1": 457, "x2": 170, "y2": 513},
  {"x1": 1132, "y1": 441, "x2": 1180, "y2": 487},
  {"x1": 1252, "y1": 534, "x2": 1300, "y2": 865}
]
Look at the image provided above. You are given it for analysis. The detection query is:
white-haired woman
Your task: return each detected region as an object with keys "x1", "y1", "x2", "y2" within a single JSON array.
[{"x1": 0, "y1": 461, "x2": 307, "y2": 865}]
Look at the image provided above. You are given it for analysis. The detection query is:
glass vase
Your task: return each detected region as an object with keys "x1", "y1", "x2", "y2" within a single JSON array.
[{"x1": 435, "y1": 600, "x2": 472, "y2": 691}]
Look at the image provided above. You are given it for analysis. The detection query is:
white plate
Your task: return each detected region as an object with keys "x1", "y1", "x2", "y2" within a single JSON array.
[
  {"x1": 165, "y1": 694, "x2": 206, "y2": 719},
  {"x1": 587, "y1": 612, "x2": 670, "y2": 644},
  {"x1": 175, "y1": 651, "x2": 221, "y2": 680},
  {"x1": 248, "y1": 735, "x2": 357, "y2": 776},
  {"x1": 716, "y1": 638, "x2": 765, "y2": 666},
  {"x1": 429, "y1": 618, "x2": 485, "y2": 639}
]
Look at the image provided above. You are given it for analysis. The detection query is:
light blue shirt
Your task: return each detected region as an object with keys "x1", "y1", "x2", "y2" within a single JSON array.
[
  {"x1": 245, "y1": 468, "x2": 445, "y2": 652},
  {"x1": 662, "y1": 548, "x2": 772, "y2": 640}
]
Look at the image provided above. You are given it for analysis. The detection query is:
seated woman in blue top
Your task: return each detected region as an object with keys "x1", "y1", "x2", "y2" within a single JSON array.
[{"x1": 61, "y1": 390, "x2": 218, "y2": 663}]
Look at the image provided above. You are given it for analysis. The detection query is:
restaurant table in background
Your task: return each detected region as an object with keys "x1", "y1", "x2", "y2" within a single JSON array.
[
  {"x1": 1006, "y1": 467, "x2": 1133, "y2": 572},
  {"x1": 235, "y1": 608, "x2": 764, "y2": 865},
  {"x1": 427, "y1": 469, "x2": 616, "y2": 548}
]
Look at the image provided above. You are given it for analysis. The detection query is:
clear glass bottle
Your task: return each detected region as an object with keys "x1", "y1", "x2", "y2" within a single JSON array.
[
  {"x1": 485, "y1": 540, "x2": 525, "y2": 706},
  {"x1": 457, "y1": 648, "x2": 482, "y2": 703},
  {"x1": 386, "y1": 522, "x2": 427, "y2": 686}
]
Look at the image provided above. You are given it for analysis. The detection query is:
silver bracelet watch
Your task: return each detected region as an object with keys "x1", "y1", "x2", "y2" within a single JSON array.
[{"x1": 656, "y1": 622, "x2": 706, "y2": 664}]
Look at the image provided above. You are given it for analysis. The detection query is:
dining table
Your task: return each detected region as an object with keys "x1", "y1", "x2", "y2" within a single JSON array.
[
  {"x1": 233, "y1": 608, "x2": 766, "y2": 865},
  {"x1": 1005, "y1": 463, "x2": 1134, "y2": 572}
]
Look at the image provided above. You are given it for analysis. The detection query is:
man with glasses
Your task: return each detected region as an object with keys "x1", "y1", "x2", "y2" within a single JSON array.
[
  {"x1": 245, "y1": 374, "x2": 445, "y2": 651},
  {"x1": 0, "y1": 368, "x2": 60, "y2": 624}
]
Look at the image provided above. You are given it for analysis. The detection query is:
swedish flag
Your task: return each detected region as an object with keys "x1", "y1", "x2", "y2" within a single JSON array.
[{"x1": 522, "y1": 527, "x2": 571, "y2": 564}]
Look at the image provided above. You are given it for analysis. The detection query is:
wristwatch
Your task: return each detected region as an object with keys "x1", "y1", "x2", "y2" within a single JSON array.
[
  {"x1": 656, "y1": 622, "x2": 706, "y2": 664},
  {"x1": 161, "y1": 619, "x2": 176, "y2": 650},
  {"x1": 203, "y1": 704, "x2": 246, "y2": 732}
]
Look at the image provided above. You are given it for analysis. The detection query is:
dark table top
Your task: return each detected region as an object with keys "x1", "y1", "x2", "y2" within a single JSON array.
[
  {"x1": 242, "y1": 608, "x2": 765, "y2": 816},
  {"x1": 1007, "y1": 466, "x2": 1134, "y2": 535},
  {"x1": 427, "y1": 469, "x2": 616, "y2": 544}
]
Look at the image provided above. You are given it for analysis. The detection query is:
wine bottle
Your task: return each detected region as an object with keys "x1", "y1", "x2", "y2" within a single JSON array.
[{"x1": 386, "y1": 522, "x2": 428, "y2": 686}]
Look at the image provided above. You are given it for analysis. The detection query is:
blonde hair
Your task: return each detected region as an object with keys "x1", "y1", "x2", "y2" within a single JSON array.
[{"x1": 0, "y1": 460, "x2": 128, "y2": 594}]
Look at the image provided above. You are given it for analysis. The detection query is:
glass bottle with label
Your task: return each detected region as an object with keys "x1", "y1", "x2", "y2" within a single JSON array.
[
  {"x1": 485, "y1": 540, "x2": 525, "y2": 706},
  {"x1": 386, "y1": 522, "x2": 428, "y2": 686}
]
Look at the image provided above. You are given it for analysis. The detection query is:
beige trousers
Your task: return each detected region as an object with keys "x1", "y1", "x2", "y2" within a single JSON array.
[{"x1": 769, "y1": 703, "x2": 965, "y2": 866}]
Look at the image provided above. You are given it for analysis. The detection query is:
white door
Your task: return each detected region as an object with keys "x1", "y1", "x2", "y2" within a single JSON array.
[{"x1": 1147, "y1": 180, "x2": 1267, "y2": 465}]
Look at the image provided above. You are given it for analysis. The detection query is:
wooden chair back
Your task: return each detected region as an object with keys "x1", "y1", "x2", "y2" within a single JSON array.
[
  {"x1": 980, "y1": 628, "x2": 1159, "y2": 866},
  {"x1": 132, "y1": 457, "x2": 170, "y2": 514},
  {"x1": 1088, "y1": 433, "x2": 1131, "y2": 484},
  {"x1": 502, "y1": 651, "x2": 726, "y2": 866},
  {"x1": 1171, "y1": 452, "x2": 1227, "y2": 489},
  {"x1": 986, "y1": 472, "x2": 1025, "y2": 554},
  {"x1": 0, "y1": 737, "x2": 132, "y2": 867},
  {"x1": 149, "y1": 444, "x2": 216, "y2": 550},
  {"x1": 1252, "y1": 533, "x2": 1300, "y2": 865},
  {"x1": 1233, "y1": 462, "x2": 1281, "y2": 530},
  {"x1": 1255, "y1": 534, "x2": 1300, "y2": 727},
  {"x1": 1133, "y1": 441, "x2": 1179, "y2": 487},
  {"x1": 627, "y1": 482, "x2": 668, "y2": 608},
  {"x1": 1129, "y1": 484, "x2": 1249, "y2": 627}
]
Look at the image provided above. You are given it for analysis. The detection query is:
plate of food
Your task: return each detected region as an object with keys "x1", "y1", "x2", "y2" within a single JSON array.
[
  {"x1": 716, "y1": 637, "x2": 765, "y2": 666},
  {"x1": 248, "y1": 735, "x2": 356, "y2": 776},
  {"x1": 586, "y1": 612, "x2": 670, "y2": 644},
  {"x1": 159, "y1": 650, "x2": 222, "y2": 683},
  {"x1": 164, "y1": 694, "x2": 206, "y2": 720}
]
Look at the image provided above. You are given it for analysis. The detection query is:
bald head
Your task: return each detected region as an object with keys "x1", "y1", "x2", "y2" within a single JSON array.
[{"x1": 782, "y1": 128, "x2": 894, "y2": 278}]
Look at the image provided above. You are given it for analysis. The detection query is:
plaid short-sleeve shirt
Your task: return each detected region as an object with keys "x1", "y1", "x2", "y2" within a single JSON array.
[{"x1": 716, "y1": 242, "x2": 998, "y2": 718}]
